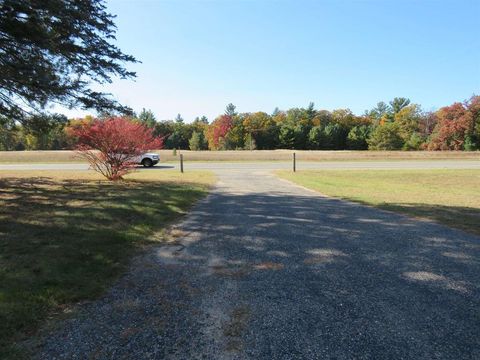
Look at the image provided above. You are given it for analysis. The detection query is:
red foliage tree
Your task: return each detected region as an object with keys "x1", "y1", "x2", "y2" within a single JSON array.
[
  {"x1": 72, "y1": 117, "x2": 163, "y2": 180},
  {"x1": 466, "y1": 95, "x2": 480, "y2": 135},
  {"x1": 206, "y1": 115, "x2": 233, "y2": 150},
  {"x1": 427, "y1": 103, "x2": 474, "y2": 150}
]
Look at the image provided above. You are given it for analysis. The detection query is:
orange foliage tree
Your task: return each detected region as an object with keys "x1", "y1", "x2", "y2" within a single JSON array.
[{"x1": 205, "y1": 115, "x2": 233, "y2": 150}]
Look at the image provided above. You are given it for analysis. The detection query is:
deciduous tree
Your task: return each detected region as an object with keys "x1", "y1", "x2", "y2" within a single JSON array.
[
  {"x1": 394, "y1": 104, "x2": 422, "y2": 141},
  {"x1": 427, "y1": 103, "x2": 474, "y2": 150},
  {"x1": 243, "y1": 112, "x2": 278, "y2": 149},
  {"x1": 72, "y1": 117, "x2": 163, "y2": 180},
  {"x1": 206, "y1": 115, "x2": 233, "y2": 150}
]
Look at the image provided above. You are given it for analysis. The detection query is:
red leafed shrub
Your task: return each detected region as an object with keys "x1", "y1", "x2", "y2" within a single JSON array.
[
  {"x1": 72, "y1": 117, "x2": 163, "y2": 180},
  {"x1": 427, "y1": 103, "x2": 474, "y2": 150}
]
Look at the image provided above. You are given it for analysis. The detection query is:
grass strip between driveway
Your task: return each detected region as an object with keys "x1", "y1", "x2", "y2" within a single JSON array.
[
  {"x1": 0, "y1": 170, "x2": 215, "y2": 357},
  {"x1": 277, "y1": 169, "x2": 480, "y2": 237}
]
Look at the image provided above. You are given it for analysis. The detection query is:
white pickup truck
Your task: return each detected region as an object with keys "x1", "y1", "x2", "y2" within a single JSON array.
[{"x1": 137, "y1": 153, "x2": 160, "y2": 167}]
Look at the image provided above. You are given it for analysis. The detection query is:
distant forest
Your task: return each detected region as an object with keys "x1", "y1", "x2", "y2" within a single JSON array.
[{"x1": 1, "y1": 96, "x2": 479, "y2": 151}]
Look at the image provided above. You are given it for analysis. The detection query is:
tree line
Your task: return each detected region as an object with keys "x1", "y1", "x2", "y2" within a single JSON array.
[{"x1": 1, "y1": 96, "x2": 479, "y2": 151}]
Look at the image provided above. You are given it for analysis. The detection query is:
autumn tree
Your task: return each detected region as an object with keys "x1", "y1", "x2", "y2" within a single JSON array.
[
  {"x1": 243, "y1": 112, "x2": 278, "y2": 149},
  {"x1": 72, "y1": 117, "x2": 163, "y2": 180},
  {"x1": 114, "y1": 96, "x2": 479, "y2": 152},
  {"x1": 394, "y1": 105, "x2": 421, "y2": 138},
  {"x1": 392, "y1": 104, "x2": 426, "y2": 149},
  {"x1": 466, "y1": 95, "x2": 480, "y2": 149},
  {"x1": 331, "y1": 109, "x2": 356, "y2": 128},
  {"x1": 206, "y1": 115, "x2": 233, "y2": 150},
  {"x1": 311, "y1": 110, "x2": 332, "y2": 127},
  {"x1": 418, "y1": 111, "x2": 437, "y2": 138},
  {"x1": 224, "y1": 115, "x2": 245, "y2": 150},
  {"x1": 427, "y1": 102, "x2": 474, "y2": 150}
]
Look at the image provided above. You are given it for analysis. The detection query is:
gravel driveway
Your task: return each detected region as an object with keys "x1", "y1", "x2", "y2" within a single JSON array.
[{"x1": 31, "y1": 170, "x2": 480, "y2": 359}]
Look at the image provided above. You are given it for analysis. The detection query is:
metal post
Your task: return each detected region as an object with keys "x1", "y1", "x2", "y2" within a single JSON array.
[
  {"x1": 180, "y1": 154, "x2": 184, "y2": 173},
  {"x1": 293, "y1": 152, "x2": 296, "y2": 172}
]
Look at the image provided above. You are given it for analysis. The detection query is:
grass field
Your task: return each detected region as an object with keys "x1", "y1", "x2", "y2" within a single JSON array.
[
  {"x1": 0, "y1": 170, "x2": 214, "y2": 357},
  {"x1": 0, "y1": 149, "x2": 479, "y2": 163},
  {"x1": 277, "y1": 169, "x2": 480, "y2": 236}
]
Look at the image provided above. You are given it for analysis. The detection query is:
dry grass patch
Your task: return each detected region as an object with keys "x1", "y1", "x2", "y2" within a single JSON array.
[{"x1": 1, "y1": 150, "x2": 479, "y2": 163}]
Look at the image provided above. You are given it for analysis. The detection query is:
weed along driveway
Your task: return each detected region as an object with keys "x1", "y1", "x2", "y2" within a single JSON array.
[{"x1": 32, "y1": 169, "x2": 480, "y2": 359}]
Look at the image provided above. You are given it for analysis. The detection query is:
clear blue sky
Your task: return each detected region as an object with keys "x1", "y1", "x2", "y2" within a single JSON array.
[{"x1": 70, "y1": 0, "x2": 480, "y2": 121}]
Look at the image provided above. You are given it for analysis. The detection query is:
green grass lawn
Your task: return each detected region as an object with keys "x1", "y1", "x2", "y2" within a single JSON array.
[
  {"x1": 0, "y1": 170, "x2": 214, "y2": 357},
  {"x1": 277, "y1": 169, "x2": 480, "y2": 236}
]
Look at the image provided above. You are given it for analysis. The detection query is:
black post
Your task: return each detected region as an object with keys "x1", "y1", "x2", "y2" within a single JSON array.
[
  {"x1": 293, "y1": 152, "x2": 296, "y2": 172},
  {"x1": 180, "y1": 154, "x2": 184, "y2": 173}
]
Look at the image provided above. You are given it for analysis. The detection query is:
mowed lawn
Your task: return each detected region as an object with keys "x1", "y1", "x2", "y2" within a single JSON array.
[
  {"x1": 278, "y1": 169, "x2": 480, "y2": 236},
  {"x1": 1, "y1": 150, "x2": 479, "y2": 163},
  {"x1": 0, "y1": 170, "x2": 214, "y2": 357}
]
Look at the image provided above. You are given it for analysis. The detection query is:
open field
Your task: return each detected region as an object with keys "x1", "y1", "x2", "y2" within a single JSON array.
[
  {"x1": 0, "y1": 150, "x2": 479, "y2": 163},
  {"x1": 0, "y1": 170, "x2": 214, "y2": 357},
  {"x1": 277, "y1": 169, "x2": 480, "y2": 236}
]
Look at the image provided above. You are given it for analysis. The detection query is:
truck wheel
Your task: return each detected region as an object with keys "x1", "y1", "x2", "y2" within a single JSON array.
[{"x1": 142, "y1": 158, "x2": 153, "y2": 168}]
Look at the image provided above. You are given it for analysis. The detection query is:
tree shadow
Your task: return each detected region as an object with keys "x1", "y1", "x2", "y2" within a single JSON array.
[
  {"x1": 13, "y1": 180, "x2": 480, "y2": 358},
  {"x1": 158, "y1": 189, "x2": 480, "y2": 358},
  {"x1": 0, "y1": 176, "x2": 206, "y2": 354},
  {"x1": 375, "y1": 202, "x2": 480, "y2": 236}
]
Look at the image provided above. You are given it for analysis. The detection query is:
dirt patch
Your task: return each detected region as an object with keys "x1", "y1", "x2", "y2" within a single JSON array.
[
  {"x1": 223, "y1": 305, "x2": 251, "y2": 351},
  {"x1": 211, "y1": 265, "x2": 251, "y2": 279}
]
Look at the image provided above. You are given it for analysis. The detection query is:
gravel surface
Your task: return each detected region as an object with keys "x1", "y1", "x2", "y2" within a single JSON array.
[{"x1": 29, "y1": 170, "x2": 480, "y2": 359}]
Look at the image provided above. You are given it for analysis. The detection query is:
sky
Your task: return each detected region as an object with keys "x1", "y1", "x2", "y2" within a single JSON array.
[{"x1": 61, "y1": 0, "x2": 480, "y2": 121}]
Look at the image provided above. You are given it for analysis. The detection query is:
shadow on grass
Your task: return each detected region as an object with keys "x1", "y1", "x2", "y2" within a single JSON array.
[
  {"x1": 0, "y1": 176, "x2": 207, "y2": 356},
  {"x1": 353, "y1": 201, "x2": 480, "y2": 237}
]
